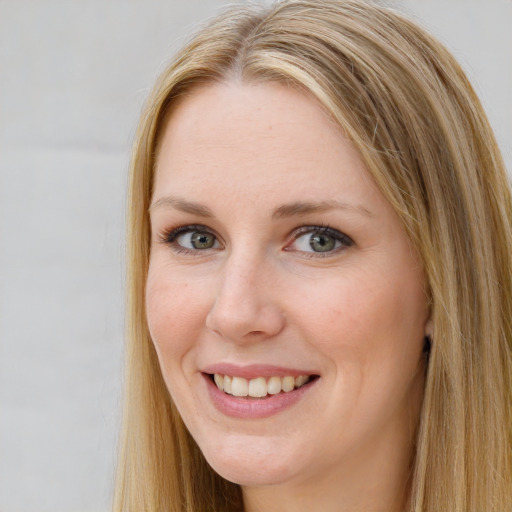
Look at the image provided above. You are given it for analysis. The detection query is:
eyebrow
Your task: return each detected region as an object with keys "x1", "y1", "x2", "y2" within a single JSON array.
[
  {"x1": 149, "y1": 196, "x2": 214, "y2": 217},
  {"x1": 271, "y1": 200, "x2": 373, "y2": 219},
  {"x1": 149, "y1": 196, "x2": 373, "y2": 219}
]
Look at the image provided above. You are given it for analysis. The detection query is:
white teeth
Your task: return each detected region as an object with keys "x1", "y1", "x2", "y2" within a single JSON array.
[
  {"x1": 295, "y1": 375, "x2": 307, "y2": 388},
  {"x1": 212, "y1": 373, "x2": 311, "y2": 397},
  {"x1": 248, "y1": 377, "x2": 267, "y2": 397},
  {"x1": 281, "y1": 376, "x2": 295, "y2": 392},
  {"x1": 267, "y1": 376, "x2": 282, "y2": 395},
  {"x1": 214, "y1": 373, "x2": 224, "y2": 391},
  {"x1": 231, "y1": 376, "x2": 248, "y2": 397},
  {"x1": 223, "y1": 375, "x2": 232, "y2": 394}
]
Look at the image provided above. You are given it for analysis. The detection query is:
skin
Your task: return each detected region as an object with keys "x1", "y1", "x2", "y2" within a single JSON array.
[{"x1": 146, "y1": 82, "x2": 432, "y2": 512}]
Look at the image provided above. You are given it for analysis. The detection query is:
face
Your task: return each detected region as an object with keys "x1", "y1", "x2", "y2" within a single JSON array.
[{"x1": 146, "y1": 82, "x2": 431, "y2": 491}]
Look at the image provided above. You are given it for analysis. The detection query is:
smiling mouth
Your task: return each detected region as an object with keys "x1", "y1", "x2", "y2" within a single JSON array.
[{"x1": 209, "y1": 373, "x2": 317, "y2": 398}]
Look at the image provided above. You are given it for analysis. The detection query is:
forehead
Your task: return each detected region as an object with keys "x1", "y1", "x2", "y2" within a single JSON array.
[
  {"x1": 153, "y1": 81, "x2": 381, "y2": 209},
  {"x1": 157, "y1": 81, "x2": 341, "y2": 159}
]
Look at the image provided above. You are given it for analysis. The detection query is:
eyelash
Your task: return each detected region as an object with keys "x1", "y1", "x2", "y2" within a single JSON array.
[
  {"x1": 286, "y1": 225, "x2": 354, "y2": 257},
  {"x1": 158, "y1": 224, "x2": 353, "y2": 256},
  {"x1": 159, "y1": 224, "x2": 220, "y2": 255}
]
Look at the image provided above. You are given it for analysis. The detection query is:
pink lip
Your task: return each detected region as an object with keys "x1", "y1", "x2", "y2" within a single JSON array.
[
  {"x1": 202, "y1": 372, "x2": 318, "y2": 419},
  {"x1": 202, "y1": 363, "x2": 316, "y2": 379}
]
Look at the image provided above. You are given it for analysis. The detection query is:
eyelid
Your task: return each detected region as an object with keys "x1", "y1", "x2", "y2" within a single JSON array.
[
  {"x1": 285, "y1": 225, "x2": 353, "y2": 254},
  {"x1": 159, "y1": 224, "x2": 223, "y2": 253},
  {"x1": 160, "y1": 224, "x2": 211, "y2": 242},
  {"x1": 157, "y1": 223, "x2": 352, "y2": 256}
]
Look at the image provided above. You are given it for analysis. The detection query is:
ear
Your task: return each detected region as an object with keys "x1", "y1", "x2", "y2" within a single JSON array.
[
  {"x1": 422, "y1": 318, "x2": 433, "y2": 356},
  {"x1": 424, "y1": 318, "x2": 433, "y2": 339}
]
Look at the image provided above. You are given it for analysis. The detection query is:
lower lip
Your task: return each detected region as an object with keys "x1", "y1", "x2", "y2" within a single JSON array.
[{"x1": 203, "y1": 374, "x2": 317, "y2": 419}]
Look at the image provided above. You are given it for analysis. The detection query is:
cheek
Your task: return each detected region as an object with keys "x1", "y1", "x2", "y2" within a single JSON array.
[
  {"x1": 290, "y1": 265, "x2": 427, "y2": 369},
  {"x1": 145, "y1": 266, "x2": 210, "y2": 360},
  {"x1": 287, "y1": 273, "x2": 382, "y2": 348}
]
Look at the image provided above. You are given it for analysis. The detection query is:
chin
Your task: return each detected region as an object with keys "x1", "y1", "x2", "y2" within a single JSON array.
[
  {"x1": 209, "y1": 461, "x2": 294, "y2": 487},
  {"x1": 198, "y1": 435, "x2": 300, "y2": 487}
]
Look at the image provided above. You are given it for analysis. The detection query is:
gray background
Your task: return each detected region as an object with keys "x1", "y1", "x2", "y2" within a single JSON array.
[{"x1": 0, "y1": 1, "x2": 510, "y2": 511}]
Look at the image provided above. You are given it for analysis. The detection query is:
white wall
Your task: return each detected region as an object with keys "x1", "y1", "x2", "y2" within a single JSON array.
[{"x1": 0, "y1": 1, "x2": 510, "y2": 511}]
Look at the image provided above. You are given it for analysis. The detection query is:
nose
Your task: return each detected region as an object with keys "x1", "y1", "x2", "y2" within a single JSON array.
[{"x1": 205, "y1": 254, "x2": 286, "y2": 343}]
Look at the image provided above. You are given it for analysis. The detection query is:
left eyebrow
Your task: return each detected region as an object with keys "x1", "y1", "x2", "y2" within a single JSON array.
[
  {"x1": 271, "y1": 200, "x2": 373, "y2": 219},
  {"x1": 149, "y1": 196, "x2": 215, "y2": 217}
]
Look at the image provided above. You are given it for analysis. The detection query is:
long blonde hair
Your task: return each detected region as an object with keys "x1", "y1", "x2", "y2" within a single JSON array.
[{"x1": 114, "y1": 1, "x2": 512, "y2": 510}]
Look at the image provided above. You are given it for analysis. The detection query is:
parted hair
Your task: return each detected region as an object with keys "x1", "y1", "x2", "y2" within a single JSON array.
[{"x1": 114, "y1": 1, "x2": 512, "y2": 511}]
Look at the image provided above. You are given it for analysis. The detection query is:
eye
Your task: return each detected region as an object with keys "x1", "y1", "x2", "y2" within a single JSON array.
[
  {"x1": 288, "y1": 226, "x2": 353, "y2": 254},
  {"x1": 179, "y1": 230, "x2": 218, "y2": 250},
  {"x1": 162, "y1": 225, "x2": 220, "y2": 252}
]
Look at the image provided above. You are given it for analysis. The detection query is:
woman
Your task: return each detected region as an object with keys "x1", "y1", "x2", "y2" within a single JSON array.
[{"x1": 114, "y1": 1, "x2": 512, "y2": 511}]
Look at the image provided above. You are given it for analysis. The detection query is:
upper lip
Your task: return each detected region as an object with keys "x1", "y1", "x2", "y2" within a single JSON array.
[{"x1": 201, "y1": 363, "x2": 318, "y2": 379}]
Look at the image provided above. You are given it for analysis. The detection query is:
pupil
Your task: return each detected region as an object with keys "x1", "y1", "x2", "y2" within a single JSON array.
[
  {"x1": 191, "y1": 232, "x2": 214, "y2": 249},
  {"x1": 310, "y1": 234, "x2": 335, "y2": 252}
]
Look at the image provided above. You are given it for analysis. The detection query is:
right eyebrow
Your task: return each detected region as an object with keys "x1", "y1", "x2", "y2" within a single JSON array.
[{"x1": 149, "y1": 196, "x2": 214, "y2": 218}]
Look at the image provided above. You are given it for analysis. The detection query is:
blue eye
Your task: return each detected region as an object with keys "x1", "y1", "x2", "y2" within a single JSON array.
[
  {"x1": 164, "y1": 225, "x2": 220, "y2": 251},
  {"x1": 290, "y1": 227, "x2": 353, "y2": 254}
]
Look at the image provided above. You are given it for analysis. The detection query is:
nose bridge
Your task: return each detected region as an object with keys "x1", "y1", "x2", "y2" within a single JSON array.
[{"x1": 206, "y1": 246, "x2": 284, "y2": 341}]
